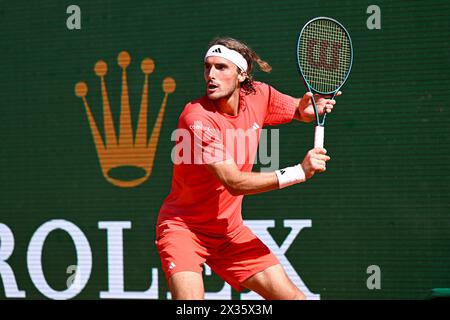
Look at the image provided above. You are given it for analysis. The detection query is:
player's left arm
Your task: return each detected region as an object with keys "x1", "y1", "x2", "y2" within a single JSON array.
[{"x1": 293, "y1": 91, "x2": 342, "y2": 122}]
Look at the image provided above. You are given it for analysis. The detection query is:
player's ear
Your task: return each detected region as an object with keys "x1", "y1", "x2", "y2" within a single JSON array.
[{"x1": 237, "y1": 71, "x2": 247, "y2": 83}]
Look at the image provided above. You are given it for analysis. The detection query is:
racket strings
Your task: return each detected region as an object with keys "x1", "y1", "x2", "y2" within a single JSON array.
[{"x1": 298, "y1": 19, "x2": 352, "y2": 93}]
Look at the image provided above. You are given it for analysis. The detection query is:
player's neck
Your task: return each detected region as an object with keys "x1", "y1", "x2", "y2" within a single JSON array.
[{"x1": 214, "y1": 89, "x2": 240, "y2": 116}]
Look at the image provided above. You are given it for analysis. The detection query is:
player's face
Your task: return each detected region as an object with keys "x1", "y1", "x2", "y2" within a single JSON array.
[{"x1": 204, "y1": 56, "x2": 245, "y2": 100}]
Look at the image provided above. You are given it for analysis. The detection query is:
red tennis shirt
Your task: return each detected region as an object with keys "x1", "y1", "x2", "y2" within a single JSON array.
[{"x1": 157, "y1": 82, "x2": 297, "y2": 237}]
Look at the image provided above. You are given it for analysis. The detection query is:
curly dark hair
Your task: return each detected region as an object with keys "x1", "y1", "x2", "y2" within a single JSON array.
[{"x1": 208, "y1": 37, "x2": 272, "y2": 95}]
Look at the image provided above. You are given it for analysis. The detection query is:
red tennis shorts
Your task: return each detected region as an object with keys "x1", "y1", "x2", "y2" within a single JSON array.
[{"x1": 155, "y1": 223, "x2": 279, "y2": 292}]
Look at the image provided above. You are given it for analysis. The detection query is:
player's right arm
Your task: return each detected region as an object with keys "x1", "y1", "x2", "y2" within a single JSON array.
[
  {"x1": 206, "y1": 148, "x2": 330, "y2": 196},
  {"x1": 178, "y1": 109, "x2": 330, "y2": 196}
]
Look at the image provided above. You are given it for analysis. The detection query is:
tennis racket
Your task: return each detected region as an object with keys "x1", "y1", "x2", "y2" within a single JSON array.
[{"x1": 296, "y1": 17, "x2": 353, "y2": 148}]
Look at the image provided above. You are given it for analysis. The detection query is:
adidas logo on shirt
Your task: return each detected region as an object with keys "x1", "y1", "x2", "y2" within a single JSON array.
[{"x1": 251, "y1": 122, "x2": 260, "y2": 131}]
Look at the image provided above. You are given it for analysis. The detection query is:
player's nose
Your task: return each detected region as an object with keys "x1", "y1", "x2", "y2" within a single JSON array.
[{"x1": 206, "y1": 66, "x2": 218, "y2": 79}]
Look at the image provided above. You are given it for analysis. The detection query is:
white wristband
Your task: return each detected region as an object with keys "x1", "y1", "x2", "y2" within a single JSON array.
[{"x1": 275, "y1": 165, "x2": 306, "y2": 189}]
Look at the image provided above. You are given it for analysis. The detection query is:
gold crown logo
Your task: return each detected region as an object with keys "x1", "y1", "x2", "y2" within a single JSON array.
[{"x1": 75, "y1": 51, "x2": 176, "y2": 188}]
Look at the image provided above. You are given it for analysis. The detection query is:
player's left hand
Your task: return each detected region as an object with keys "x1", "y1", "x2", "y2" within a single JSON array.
[{"x1": 298, "y1": 91, "x2": 342, "y2": 123}]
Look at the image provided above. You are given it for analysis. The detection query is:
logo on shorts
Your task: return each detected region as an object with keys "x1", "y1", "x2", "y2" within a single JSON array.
[{"x1": 168, "y1": 262, "x2": 176, "y2": 270}]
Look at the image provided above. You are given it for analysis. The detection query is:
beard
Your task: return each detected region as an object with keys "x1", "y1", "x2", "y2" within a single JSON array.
[{"x1": 205, "y1": 82, "x2": 237, "y2": 101}]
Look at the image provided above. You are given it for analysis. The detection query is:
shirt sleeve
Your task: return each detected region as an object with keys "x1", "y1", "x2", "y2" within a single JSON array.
[
  {"x1": 263, "y1": 85, "x2": 298, "y2": 127},
  {"x1": 179, "y1": 112, "x2": 233, "y2": 165}
]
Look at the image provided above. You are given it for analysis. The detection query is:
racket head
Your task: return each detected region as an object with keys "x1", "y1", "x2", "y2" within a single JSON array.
[{"x1": 296, "y1": 17, "x2": 353, "y2": 95}]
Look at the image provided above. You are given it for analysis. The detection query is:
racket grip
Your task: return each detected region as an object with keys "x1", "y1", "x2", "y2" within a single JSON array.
[{"x1": 314, "y1": 126, "x2": 324, "y2": 149}]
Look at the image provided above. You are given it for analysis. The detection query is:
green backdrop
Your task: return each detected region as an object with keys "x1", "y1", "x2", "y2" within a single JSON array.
[{"x1": 0, "y1": 0, "x2": 449, "y2": 299}]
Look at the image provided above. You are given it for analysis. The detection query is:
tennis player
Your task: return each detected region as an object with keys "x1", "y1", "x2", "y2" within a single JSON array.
[{"x1": 156, "y1": 37, "x2": 339, "y2": 300}]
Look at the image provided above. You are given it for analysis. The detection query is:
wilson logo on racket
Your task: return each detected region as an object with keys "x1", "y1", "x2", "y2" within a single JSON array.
[
  {"x1": 307, "y1": 39, "x2": 343, "y2": 71},
  {"x1": 74, "y1": 51, "x2": 176, "y2": 188}
]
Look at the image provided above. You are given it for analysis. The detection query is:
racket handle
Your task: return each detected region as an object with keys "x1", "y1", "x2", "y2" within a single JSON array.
[{"x1": 314, "y1": 126, "x2": 324, "y2": 149}]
